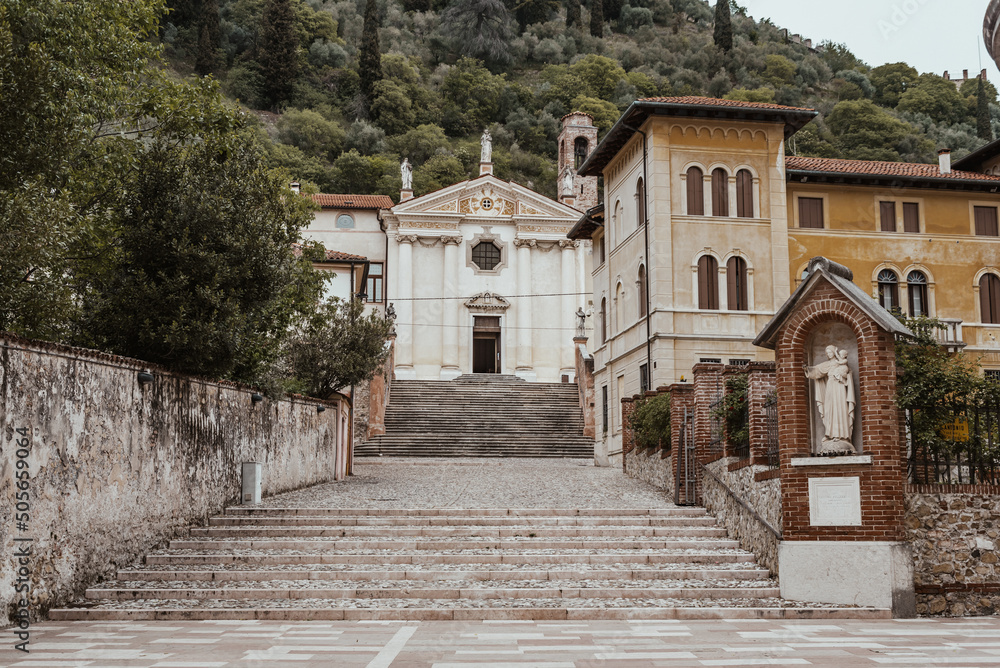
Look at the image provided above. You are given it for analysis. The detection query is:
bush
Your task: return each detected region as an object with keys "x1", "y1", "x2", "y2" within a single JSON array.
[{"x1": 630, "y1": 392, "x2": 671, "y2": 448}]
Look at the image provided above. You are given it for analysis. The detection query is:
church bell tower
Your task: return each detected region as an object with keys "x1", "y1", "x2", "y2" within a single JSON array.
[{"x1": 557, "y1": 112, "x2": 599, "y2": 212}]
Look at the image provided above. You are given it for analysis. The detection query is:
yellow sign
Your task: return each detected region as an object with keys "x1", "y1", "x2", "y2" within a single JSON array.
[{"x1": 939, "y1": 418, "x2": 970, "y2": 442}]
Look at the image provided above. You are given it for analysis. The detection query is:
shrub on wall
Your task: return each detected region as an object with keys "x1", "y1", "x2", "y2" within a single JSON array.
[
  {"x1": 629, "y1": 392, "x2": 671, "y2": 448},
  {"x1": 713, "y1": 372, "x2": 749, "y2": 447}
]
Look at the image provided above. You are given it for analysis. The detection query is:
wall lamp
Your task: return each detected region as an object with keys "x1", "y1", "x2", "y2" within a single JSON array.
[
  {"x1": 137, "y1": 372, "x2": 154, "y2": 386},
  {"x1": 251, "y1": 393, "x2": 264, "y2": 404},
  {"x1": 317, "y1": 405, "x2": 326, "y2": 413}
]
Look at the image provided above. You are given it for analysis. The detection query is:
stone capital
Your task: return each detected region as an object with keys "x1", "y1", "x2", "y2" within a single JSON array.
[
  {"x1": 397, "y1": 234, "x2": 418, "y2": 244},
  {"x1": 559, "y1": 239, "x2": 578, "y2": 250},
  {"x1": 441, "y1": 235, "x2": 463, "y2": 246},
  {"x1": 513, "y1": 237, "x2": 537, "y2": 249}
]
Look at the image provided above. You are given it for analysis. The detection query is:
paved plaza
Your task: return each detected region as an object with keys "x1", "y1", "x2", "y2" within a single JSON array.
[{"x1": 11, "y1": 459, "x2": 999, "y2": 665}]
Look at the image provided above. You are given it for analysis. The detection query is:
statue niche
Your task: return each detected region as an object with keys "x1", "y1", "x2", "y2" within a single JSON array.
[{"x1": 804, "y1": 322, "x2": 861, "y2": 455}]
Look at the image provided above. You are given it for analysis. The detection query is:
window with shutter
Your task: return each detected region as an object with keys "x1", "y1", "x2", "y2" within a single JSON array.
[
  {"x1": 727, "y1": 256, "x2": 748, "y2": 311},
  {"x1": 600, "y1": 298, "x2": 607, "y2": 343},
  {"x1": 698, "y1": 256, "x2": 719, "y2": 310},
  {"x1": 736, "y1": 169, "x2": 753, "y2": 218},
  {"x1": 981, "y1": 274, "x2": 1000, "y2": 324},
  {"x1": 877, "y1": 269, "x2": 899, "y2": 312},
  {"x1": 903, "y1": 202, "x2": 920, "y2": 233},
  {"x1": 879, "y1": 201, "x2": 896, "y2": 232},
  {"x1": 798, "y1": 197, "x2": 824, "y2": 228},
  {"x1": 712, "y1": 168, "x2": 729, "y2": 217},
  {"x1": 636, "y1": 178, "x2": 645, "y2": 227},
  {"x1": 637, "y1": 265, "x2": 647, "y2": 318},
  {"x1": 976, "y1": 206, "x2": 999, "y2": 236},
  {"x1": 907, "y1": 271, "x2": 927, "y2": 317},
  {"x1": 687, "y1": 167, "x2": 704, "y2": 215}
]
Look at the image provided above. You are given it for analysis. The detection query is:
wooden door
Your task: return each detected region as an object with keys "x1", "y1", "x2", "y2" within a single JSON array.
[{"x1": 473, "y1": 335, "x2": 498, "y2": 373}]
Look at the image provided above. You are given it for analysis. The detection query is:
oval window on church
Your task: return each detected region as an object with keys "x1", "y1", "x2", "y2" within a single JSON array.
[{"x1": 472, "y1": 241, "x2": 501, "y2": 271}]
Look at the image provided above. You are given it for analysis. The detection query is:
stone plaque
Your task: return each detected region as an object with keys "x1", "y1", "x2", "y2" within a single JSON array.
[{"x1": 808, "y1": 476, "x2": 862, "y2": 526}]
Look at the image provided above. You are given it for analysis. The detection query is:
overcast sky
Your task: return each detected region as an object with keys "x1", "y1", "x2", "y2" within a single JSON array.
[{"x1": 739, "y1": 0, "x2": 992, "y2": 78}]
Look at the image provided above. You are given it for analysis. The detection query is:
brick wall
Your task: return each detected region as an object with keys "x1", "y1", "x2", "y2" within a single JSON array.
[{"x1": 775, "y1": 280, "x2": 906, "y2": 542}]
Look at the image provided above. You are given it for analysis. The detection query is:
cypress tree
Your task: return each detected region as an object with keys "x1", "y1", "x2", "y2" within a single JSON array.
[
  {"x1": 359, "y1": 0, "x2": 383, "y2": 115},
  {"x1": 589, "y1": 0, "x2": 603, "y2": 37},
  {"x1": 565, "y1": 0, "x2": 580, "y2": 28},
  {"x1": 258, "y1": 0, "x2": 298, "y2": 110},
  {"x1": 194, "y1": 0, "x2": 221, "y2": 76},
  {"x1": 713, "y1": 0, "x2": 732, "y2": 53},
  {"x1": 978, "y1": 76, "x2": 994, "y2": 141}
]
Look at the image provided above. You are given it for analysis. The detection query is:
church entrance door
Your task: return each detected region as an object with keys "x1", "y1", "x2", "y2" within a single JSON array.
[{"x1": 472, "y1": 316, "x2": 501, "y2": 374}]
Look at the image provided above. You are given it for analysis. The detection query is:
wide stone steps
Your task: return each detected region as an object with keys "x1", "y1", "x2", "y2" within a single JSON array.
[
  {"x1": 49, "y1": 506, "x2": 890, "y2": 621},
  {"x1": 358, "y1": 377, "x2": 593, "y2": 457}
]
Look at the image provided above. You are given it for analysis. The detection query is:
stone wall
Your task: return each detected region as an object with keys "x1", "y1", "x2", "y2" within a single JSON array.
[
  {"x1": 701, "y1": 458, "x2": 782, "y2": 574},
  {"x1": 905, "y1": 486, "x2": 1000, "y2": 616},
  {"x1": 0, "y1": 334, "x2": 338, "y2": 622},
  {"x1": 625, "y1": 447, "x2": 674, "y2": 499}
]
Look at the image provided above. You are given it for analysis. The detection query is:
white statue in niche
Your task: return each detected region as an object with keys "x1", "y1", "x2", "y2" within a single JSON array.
[
  {"x1": 804, "y1": 345, "x2": 856, "y2": 455},
  {"x1": 480, "y1": 129, "x2": 492, "y2": 163},
  {"x1": 561, "y1": 167, "x2": 575, "y2": 196}
]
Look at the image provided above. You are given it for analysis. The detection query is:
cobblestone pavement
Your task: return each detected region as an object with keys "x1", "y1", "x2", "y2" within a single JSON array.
[
  {"x1": 263, "y1": 458, "x2": 674, "y2": 509},
  {"x1": 7, "y1": 618, "x2": 1000, "y2": 666}
]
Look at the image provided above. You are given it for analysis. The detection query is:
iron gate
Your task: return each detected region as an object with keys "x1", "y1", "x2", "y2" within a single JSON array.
[{"x1": 674, "y1": 407, "x2": 698, "y2": 505}]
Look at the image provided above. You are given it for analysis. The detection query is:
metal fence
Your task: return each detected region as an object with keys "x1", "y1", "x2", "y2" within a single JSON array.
[
  {"x1": 906, "y1": 398, "x2": 1000, "y2": 485},
  {"x1": 731, "y1": 398, "x2": 750, "y2": 461},
  {"x1": 763, "y1": 393, "x2": 779, "y2": 469}
]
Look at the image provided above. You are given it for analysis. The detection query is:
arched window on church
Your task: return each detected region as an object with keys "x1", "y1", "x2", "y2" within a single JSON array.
[
  {"x1": 727, "y1": 256, "x2": 748, "y2": 311},
  {"x1": 736, "y1": 169, "x2": 754, "y2": 218},
  {"x1": 615, "y1": 282, "x2": 625, "y2": 331},
  {"x1": 712, "y1": 168, "x2": 729, "y2": 217},
  {"x1": 686, "y1": 167, "x2": 704, "y2": 216},
  {"x1": 698, "y1": 255, "x2": 719, "y2": 310},
  {"x1": 637, "y1": 265, "x2": 647, "y2": 318},
  {"x1": 636, "y1": 178, "x2": 646, "y2": 227},
  {"x1": 574, "y1": 137, "x2": 588, "y2": 169},
  {"x1": 878, "y1": 269, "x2": 899, "y2": 312},
  {"x1": 600, "y1": 297, "x2": 607, "y2": 343},
  {"x1": 907, "y1": 271, "x2": 928, "y2": 317},
  {"x1": 981, "y1": 273, "x2": 1000, "y2": 324}
]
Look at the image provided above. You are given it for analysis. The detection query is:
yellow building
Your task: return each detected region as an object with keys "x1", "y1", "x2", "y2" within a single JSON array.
[{"x1": 570, "y1": 96, "x2": 1000, "y2": 465}]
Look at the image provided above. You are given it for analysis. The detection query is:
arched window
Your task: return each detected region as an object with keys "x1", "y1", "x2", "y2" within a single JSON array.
[
  {"x1": 877, "y1": 269, "x2": 899, "y2": 312},
  {"x1": 574, "y1": 137, "x2": 588, "y2": 169},
  {"x1": 736, "y1": 169, "x2": 753, "y2": 218},
  {"x1": 336, "y1": 213, "x2": 355, "y2": 229},
  {"x1": 636, "y1": 177, "x2": 646, "y2": 227},
  {"x1": 615, "y1": 283, "x2": 625, "y2": 331},
  {"x1": 727, "y1": 256, "x2": 748, "y2": 311},
  {"x1": 981, "y1": 273, "x2": 1000, "y2": 324},
  {"x1": 686, "y1": 167, "x2": 704, "y2": 216},
  {"x1": 711, "y1": 168, "x2": 729, "y2": 217},
  {"x1": 637, "y1": 265, "x2": 647, "y2": 318},
  {"x1": 613, "y1": 200, "x2": 622, "y2": 245},
  {"x1": 698, "y1": 255, "x2": 719, "y2": 310},
  {"x1": 600, "y1": 297, "x2": 607, "y2": 343},
  {"x1": 907, "y1": 271, "x2": 928, "y2": 317}
]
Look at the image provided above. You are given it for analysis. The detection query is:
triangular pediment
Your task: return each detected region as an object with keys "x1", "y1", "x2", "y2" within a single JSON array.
[
  {"x1": 389, "y1": 175, "x2": 580, "y2": 222},
  {"x1": 464, "y1": 291, "x2": 511, "y2": 312}
]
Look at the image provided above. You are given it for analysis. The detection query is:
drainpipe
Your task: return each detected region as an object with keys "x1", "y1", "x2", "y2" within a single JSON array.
[{"x1": 622, "y1": 122, "x2": 653, "y2": 389}]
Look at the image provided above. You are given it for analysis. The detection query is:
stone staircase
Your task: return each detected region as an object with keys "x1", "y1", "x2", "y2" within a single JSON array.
[
  {"x1": 49, "y1": 506, "x2": 888, "y2": 621},
  {"x1": 356, "y1": 375, "x2": 594, "y2": 457}
]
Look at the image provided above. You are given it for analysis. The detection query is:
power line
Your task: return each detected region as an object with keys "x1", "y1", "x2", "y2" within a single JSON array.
[
  {"x1": 387, "y1": 291, "x2": 592, "y2": 302},
  {"x1": 393, "y1": 322, "x2": 592, "y2": 332}
]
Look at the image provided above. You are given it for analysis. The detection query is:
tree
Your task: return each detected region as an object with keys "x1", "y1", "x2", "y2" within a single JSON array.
[
  {"x1": 80, "y1": 130, "x2": 325, "y2": 383},
  {"x1": 825, "y1": 99, "x2": 923, "y2": 161},
  {"x1": 329, "y1": 149, "x2": 399, "y2": 195},
  {"x1": 870, "y1": 62, "x2": 919, "y2": 108},
  {"x1": 194, "y1": 0, "x2": 221, "y2": 76},
  {"x1": 413, "y1": 154, "x2": 468, "y2": 195},
  {"x1": 358, "y1": 0, "x2": 383, "y2": 113},
  {"x1": 570, "y1": 54, "x2": 627, "y2": 100},
  {"x1": 761, "y1": 54, "x2": 796, "y2": 87},
  {"x1": 276, "y1": 108, "x2": 346, "y2": 161},
  {"x1": 897, "y1": 74, "x2": 969, "y2": 126},
  {"x1": 568, "y1": 95, "x2": 619, "y2": 134},
  {"x1": 439, "y1": 58, "x2": 506, "y2": 135},
  {"x1": 514, "y1": 0, "x2": 559, "y2": 32},
  {"x1": 370, "y1": 79, "x2": 417, "y2": 135},
  {"x1": 589, "y1": 0, "x2": 604, "y2": 37},
  {"x1": 440, "y1": 0, "x2": 515, "y2": 69},
  {"x1": 281, "y1": 297, "x2": 393, "y2": 398},
  {"x1": 712, "y1": 0, "x2": 731, "y2": 52},
  {"x1": 565, "y1": 0, "x2": 581, "y2": 28},
  {"x1": 387, "y1": 124, "x2": 451, "y2": 164},
  {"x1": 258, "y1": 0, "x2": 299, "y2": 109},
  {"x1": 978, "y1": 77, "x2": 994, "y2": 141},
  {"x1": 629, "y1": 392, "x2": 670, "y2": 448}
]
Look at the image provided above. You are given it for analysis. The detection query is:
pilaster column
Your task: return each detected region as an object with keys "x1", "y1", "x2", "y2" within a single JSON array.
[
  {"x1": 395, "y1": 234, "x2": 416, "y2": 372},
  {"x1": 514, "y1": 238, "x2": 535, "y2": 370},
  {"x1": 560, "y1": 240, "x2": 578, "y2": 370},
  {"x1": 441, "y1": 236, "x2": 462, "y2": 374}
]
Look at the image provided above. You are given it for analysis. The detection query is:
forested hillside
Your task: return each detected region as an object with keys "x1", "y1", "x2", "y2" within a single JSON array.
[{"x1": 165, "y1": 0, "x2": 1000, "y2": 200}]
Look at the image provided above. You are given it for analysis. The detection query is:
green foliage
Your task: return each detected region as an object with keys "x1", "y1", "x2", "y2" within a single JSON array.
[
  {"x1": 345, "y1": 120, "x2": 387, "y2": 155},
  {"x1": 712, "y1": 0, "x2": 731, "y2": 52},
  {"x1": 276, "y1": 108, "x2": 346, "y2": 161},
  {"x1": 258, "y1": 0, "x2": 299, "y2": 109},
  {"x1": 329, "y1": 149, "x2": 400, "y2": 196},
  {"x1": 413, "y1": 154, "x2": 469, "y2": 195},
  {"x1": 897, "y1": 74, "x2": 969, "y2": 126},
  {"x1": 440, "y1": 58, "x2": 506, "y2": 135},
  {"x1": 195, "y1": 0, "x2": 221, "y2": 75},
  {"x1": 713, "y1": 372, "x2": 749, "y2": 447},
  {"x1": 725, "y1": 87, "x2": 776, "y2": 103},
  {"x1": 565, "y1": 0, "x2": 581, "y2": 27},
  {"x1": 761, "y1": 54, "x2": 795, "y2": 87},
  {"x1": 629, "y1": 392, "x2": 671, "y2": 448},
  {"x1": 358, "y1": 0, "x2": 383, "y2": 112},
  {"x1": 826, "y1": 100, "x2": 924, "y2": 162},
  {"x1": 590, "y1": 0, "x2": 604, "y2": 37},
  {"x1": 571, "y1": 55, "x2": 627, "y2": 99},
  {"x1": 387, "y1": 124, "x2": 451, "y2": 163},
  {"x1": 870, "y1": 62, "x2": 918, "y2": 108},
  {"x1": 440, "y1": 0, "x2": 515, "y2": 69},
  {"x1": 80, "y1": 130, "x2": 325, "y2": 383},
  {"x1": 279, "y1": 297, "x2": 393, "y2": 398},
  {"x1": 977, "y1": 78, "x2": 994, "y2": 141},
  {"x1": 569, "y1": 95, "x2": 620, "y2": 134}
]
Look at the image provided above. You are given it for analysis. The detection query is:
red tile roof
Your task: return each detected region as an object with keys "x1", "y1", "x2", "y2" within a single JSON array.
[
  {"x1": 291, "y1": 243, "x2": 368, "y2": 262},
  {"x1": 638, "y1": 96, "x2": 815, "y2": 112},
  {"x1": 785, "y1": 156, "x2": 1000, "y2": 182},
  {"x1": 311, "y1": 194, "x2": 395, "y2": 209}
]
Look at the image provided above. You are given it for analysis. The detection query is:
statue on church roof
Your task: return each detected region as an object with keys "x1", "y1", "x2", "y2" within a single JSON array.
[
  {"x1": 480, "y1": 129, "x2": 492, "y2": 164},
  {"x1": 400, "y1": 158, "x2": 413, "y2": 191}
]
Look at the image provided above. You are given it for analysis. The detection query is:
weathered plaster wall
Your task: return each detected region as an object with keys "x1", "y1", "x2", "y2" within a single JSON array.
[
  {"x1": 624, "y1": 447, "x2": 674, "y2": 499},
  {"x1": 701, "y1": 458, "x2": 782, "y2": 574},
  {"x1": 0, "y1": 335, "x2": 337, "y2": 622},
  {"x1": 905, "y1": 489, "x2": 1000, "y2": 616}
]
